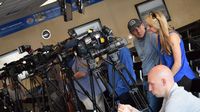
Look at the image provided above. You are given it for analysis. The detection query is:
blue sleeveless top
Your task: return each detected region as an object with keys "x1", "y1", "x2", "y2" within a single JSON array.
[{"x1": 158, "y1": 32, "x2": 195, "y2": 82}]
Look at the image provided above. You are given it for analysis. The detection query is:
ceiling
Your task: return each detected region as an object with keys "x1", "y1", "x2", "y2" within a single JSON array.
[{"x1": 0, "y1": 0, "x2": 59, "y2": 25}]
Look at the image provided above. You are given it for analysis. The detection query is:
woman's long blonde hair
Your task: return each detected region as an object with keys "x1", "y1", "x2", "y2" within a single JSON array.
[{"x1": 145, "y1": 11, "x2": 173, "y2": 55}]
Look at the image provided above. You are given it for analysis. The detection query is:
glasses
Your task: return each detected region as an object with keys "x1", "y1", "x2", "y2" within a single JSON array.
[
  {"x1": 149, "y1": 12, "x2": 161, "y2": 27},
  {"x1": 149, "y1": 12, "x2": 157, "y2": 19}
]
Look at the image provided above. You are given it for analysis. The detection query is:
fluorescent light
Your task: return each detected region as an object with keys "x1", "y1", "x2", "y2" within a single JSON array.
[
  {"x1": 40, "y1": 0, "x2": 57, "y2": 7},
  {"x1": 0, "y1": 2, "x2": 3, "y2": 6}
]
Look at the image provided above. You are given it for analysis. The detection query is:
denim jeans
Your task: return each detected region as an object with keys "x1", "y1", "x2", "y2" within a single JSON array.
[{"x1": 143, "y1": 80, "x2": 163, "y2": 112}]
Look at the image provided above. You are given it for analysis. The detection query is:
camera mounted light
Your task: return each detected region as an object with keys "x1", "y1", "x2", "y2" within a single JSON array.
[{"x1": 99, "y1": 37, "x2": 105, "y2": 44}]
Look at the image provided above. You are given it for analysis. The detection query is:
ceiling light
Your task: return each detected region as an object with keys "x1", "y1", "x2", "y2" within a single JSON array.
[
  {"x1": 0, "y1": 2, "x2": 3, "y2": 6},
  {"x1": 40, "y1": 0, "x2": 57, "y2": 7}
]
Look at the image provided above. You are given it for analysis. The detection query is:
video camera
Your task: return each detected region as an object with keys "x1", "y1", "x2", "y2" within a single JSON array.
[
  {"x1": 0, "y1": 19, "x2": 127, "y2": 79},
  {"x1": 0, "y1": 44, "x2": 62, "y2": 79},
  {"x1": 68, "y1": 19, "x2": 127, "y2": 60}
]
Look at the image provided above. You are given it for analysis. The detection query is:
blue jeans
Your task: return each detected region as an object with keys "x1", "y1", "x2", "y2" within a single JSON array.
[{"x1": 143, "y1": 81, "x2": 162, "y2": 112}]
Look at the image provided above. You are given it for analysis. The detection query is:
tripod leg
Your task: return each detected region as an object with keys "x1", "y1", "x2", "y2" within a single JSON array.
[
  {"x1": 63, "y1": 70, "x2": 84, "y2": 112},
  {"x1": 72, "y1": 75, "x2": 103, "y2": 112},
  {"x1": 94, "y1": 71, "x2": 113, "y2": 111}
]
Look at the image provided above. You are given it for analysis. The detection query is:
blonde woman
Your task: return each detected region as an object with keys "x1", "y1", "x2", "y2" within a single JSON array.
[{"x1": 145, "y1": 11, "x2": 195, "y2": 91}]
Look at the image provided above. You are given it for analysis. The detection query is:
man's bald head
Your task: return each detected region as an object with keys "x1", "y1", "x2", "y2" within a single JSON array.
[
  {"x1": 148, "y1": 65, "x2": 174, "y2": 81},
  {"x1": 147, "y1": 65, "x2": 174, "y2": 97}
]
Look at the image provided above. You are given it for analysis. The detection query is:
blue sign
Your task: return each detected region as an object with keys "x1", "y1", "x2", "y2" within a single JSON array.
[{"x1": 0, "y1": 0, "x2": 102, "y2": 38}]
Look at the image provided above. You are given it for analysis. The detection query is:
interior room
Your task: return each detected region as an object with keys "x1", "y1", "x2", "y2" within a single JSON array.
[{"x1": 0, "y1": 0, "x2": 200, "y2": 112}]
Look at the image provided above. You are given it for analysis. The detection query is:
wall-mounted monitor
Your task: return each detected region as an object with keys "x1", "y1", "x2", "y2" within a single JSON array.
[{"x1": 68, "y1": 18, "x2": 102, "y2": 39}]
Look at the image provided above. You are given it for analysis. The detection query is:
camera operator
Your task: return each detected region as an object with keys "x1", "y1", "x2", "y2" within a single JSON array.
[{"x1": 72, "y1": 54, "x2": 106, "y2": 111}]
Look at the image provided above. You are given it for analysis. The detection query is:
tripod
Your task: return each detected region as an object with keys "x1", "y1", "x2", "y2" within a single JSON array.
[
  {"x1": 69, "y1": 56, "x2": 106, "y2": 112},
  {"x1": 88, "y1": 65, "x2": 113, "y2": 112},
  {"x1": 60, "y1": 63, "x2": 85, "y2": 112},
  {"x1": 34, "y1": 63, "x2": 68, "y2": 112},
  {"x1": 29, "y1": 74, "x2": 45, "y2": 112},
  {"x1": 7, "y1": 71, "x2": 38, "y2": 112},
  {"x1": 0, "y1": 79, "x2": 15, "y2": 112},
  {"x1": 104, "y1": 50, "x2": 149, "y2": 112},
  {"x1": 8, "y1": 76, "x2": 33, "y2": 112},
  {"x1": 86, "y1": 58, "x2": 114, "y2": 112}
]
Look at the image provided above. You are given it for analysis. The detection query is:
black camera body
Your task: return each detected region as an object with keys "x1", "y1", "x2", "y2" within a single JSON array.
[
  {"x1": 0, "y1": 19, "x2": 127, "y2": 79},
  {"x1": 76, "y1": 30, "x2": 108, "y2": 58},
  {"x1": 75, "y1": 27, "x2": 127, "y2": 60}
]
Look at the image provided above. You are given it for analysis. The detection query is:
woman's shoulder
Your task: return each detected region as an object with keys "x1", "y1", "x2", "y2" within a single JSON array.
[
  {"x1": 169, "y1": 30, "x2": 181, "y2": 37},
  {"x1": 169, "y1": 31, "x2": 181, "y2": 43}
]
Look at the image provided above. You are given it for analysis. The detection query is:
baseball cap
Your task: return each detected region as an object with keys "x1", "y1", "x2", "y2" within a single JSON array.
[{"x1": 127, "y1": 19, "x2": 142, "y2": 32}]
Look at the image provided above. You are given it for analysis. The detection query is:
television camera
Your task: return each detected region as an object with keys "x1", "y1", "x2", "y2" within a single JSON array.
[{"x1": 0, "y1": 25, "x2": 127, "y2": 80}]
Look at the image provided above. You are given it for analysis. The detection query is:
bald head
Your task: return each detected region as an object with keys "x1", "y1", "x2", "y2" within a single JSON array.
[
  {"x1": 148, "y1": 65, "x2": 174, "y2": 81},
  {"x1": 147, "y1": 65, "x2": 175, "y2": 97}
]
